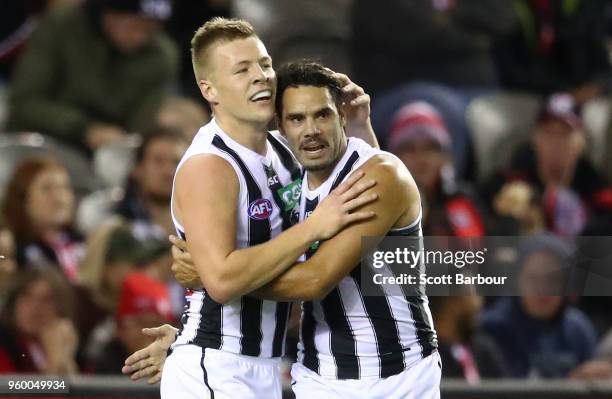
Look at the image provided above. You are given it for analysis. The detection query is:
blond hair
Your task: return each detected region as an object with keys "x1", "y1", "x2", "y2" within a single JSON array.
[{"x1": 191, "y1": 17, "x2": 257, "y2": 80}]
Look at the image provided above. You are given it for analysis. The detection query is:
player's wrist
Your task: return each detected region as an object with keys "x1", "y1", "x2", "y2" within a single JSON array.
[{"x1": 301, "y1": 216, "x2": 323, "y2": 243}]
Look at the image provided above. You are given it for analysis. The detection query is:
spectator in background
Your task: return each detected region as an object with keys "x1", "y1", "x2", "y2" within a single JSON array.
[
  {"x1": 0, "y1": 226, "x2": 17, "y2": 305},
  {"x1": 115, "y1": 129, "x2": 189, "y2": 240},
  {"x1": 485, "y1": 93, "x2": 612, "y2": 236},
  {"x1": 0, "y1": 0, "x2": 80, "y2": 81},
  {"x1": 0, "y1": 267, "x2": 79, "y2": 374},
  {"x1": 166, "y1": 0, "x2": 229, "y2": 99},
  {"x1": 352, "y1": 0, "x2": 516, "y2": 95},
  {"x1": 354, "y1": 0, "x2": 517, "y2": 179},
  {"x1": 429, "y1": 293, "x2": 509, "y2": 382},
  {"x1": 1, "y1": 157, "x2": 84, "y2": 281},
  {"x1": 6, "y1": 0, "x2": 177, "y2": 153},
  {"x1": 479, "y1": 234, "x2": 598, "y2": 378},
  {"x1": 156, "y1": 96, "x2": 210, "y2": 142},
  {"x1": 81, "y1": 224, "x2": 175, "y2": 371},
  {"x1": 92, "y1": 267, "x2": 174, "y2": 374},
  {"x1": 76, "y1": 222, "x2": 139, "y2": 351},
  {"x1": 389, "y1": 102, "x2": 486, "y2": 237},
  {"x1": 79, "y1": 222, "x2": 140, "y2": 313},
  {"x1": 494, "y1": 0, "x2": 611, "y2": 103}
]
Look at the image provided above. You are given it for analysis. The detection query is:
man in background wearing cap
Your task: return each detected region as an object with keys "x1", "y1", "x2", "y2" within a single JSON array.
[
  {"x1": 388, "y1": 101, "x2": 486, "y2": 238},
  {"x1": 487, "y1": 93, "x2": 612, "y2": 236},
  {"x1": 7, "y1": 0, "x2": 177, "y2": 153}
]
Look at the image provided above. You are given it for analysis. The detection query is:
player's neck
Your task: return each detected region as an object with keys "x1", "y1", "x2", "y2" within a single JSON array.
[
  {"x1": 308, "y1": 168, "x2": 334, "y2": 190},
  {"x1": 215, "y1": 114, "x2": 269, "y2": 155}
]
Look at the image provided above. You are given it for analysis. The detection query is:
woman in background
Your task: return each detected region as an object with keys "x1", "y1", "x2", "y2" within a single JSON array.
[
  {"x1": 0, "y1": 267, "x2": 79, "y2": 374},
  {"x1": 2, "y1": 157, "x2": 83, "y2": 281}
]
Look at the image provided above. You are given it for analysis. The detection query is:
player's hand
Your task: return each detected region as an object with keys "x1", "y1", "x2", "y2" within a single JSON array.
[
  {"x1": 122, "y1": 324, "x2": 178, "y2": 384},
  {"x1": 331, "y1": 71, "x2": 377, "y2": 147},
  {"x1": 169, "y1": 235, "x2": 202, "y2": 289},
  {"x1": 333, "y1": 72, "x2": 371, "y2": 128},
  {"x1": 307, "y1": 170, "x2": 377, "y2": 241}
]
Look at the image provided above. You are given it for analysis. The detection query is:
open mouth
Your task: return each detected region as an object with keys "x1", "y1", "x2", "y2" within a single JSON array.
[
  {"x1": 301, "y1": 141, "x2": 327, "y2": 156},
  {"x1": 250, "y1": 90, "x2": 273, "y2": 103}
]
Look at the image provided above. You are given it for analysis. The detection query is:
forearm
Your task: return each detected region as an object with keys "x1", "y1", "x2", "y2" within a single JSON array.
[
  {"x1": 251, "y1": 260, "x2": 326, "y2": 301},
  {"x1": 347, "y1": 117, "x2": 379, "y2": 149},
  {"x1": 202, "y1": 219, "x2": 320, "y2": 302}
]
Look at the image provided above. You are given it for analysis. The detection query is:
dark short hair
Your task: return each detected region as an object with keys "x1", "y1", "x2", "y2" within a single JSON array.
[{"x1": 275, "y1": 61, "x2": 343, "y2": 117}]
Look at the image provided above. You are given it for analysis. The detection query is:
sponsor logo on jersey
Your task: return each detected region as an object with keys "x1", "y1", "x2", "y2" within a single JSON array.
[
  {"x1": 248, "y1": 198, "x2": 273, "y2": 220},
  {"x1": 267, "y1": 175, "x2": 280, "y2": 186},
  {"x1": 277, "y1": 178, "x2": 302, "y2": 211}
]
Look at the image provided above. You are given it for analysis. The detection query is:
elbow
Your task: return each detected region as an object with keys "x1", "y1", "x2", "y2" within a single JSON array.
[
  {"x1": 305, "y1": 280, "x2": 333, "y2": 301},
  {"x1": 204, "y1": 278, "x2": 237, "y2": 305},
  {"x1": 205, "y1": 286, "x2": 233, "y2": 305}
]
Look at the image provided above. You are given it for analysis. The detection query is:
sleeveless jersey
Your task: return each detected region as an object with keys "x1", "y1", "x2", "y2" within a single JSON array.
[{"x1": 170, "y1": 118, "x2": 302, "y2": 358}]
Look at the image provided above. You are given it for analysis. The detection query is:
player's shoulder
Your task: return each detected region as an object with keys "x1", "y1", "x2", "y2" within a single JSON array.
[
  {"x1": 359, "y1": 152, "x2": 410, "y2": 182},
  {"x1": 178, "y1": 123, "x2": 236, "y2": 179},
  {"x1": 175, "y1": 153, "x2": 238, "y2": 198},
  {"x1": 179, "y1": 151, "x2": 235, "y2": 177}
]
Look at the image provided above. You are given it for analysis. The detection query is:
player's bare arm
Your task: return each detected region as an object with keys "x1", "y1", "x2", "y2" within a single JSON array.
[
  {"x1": 251, "y1": 154, "x2": 419, "y2": 301},
  {"x1": 174, "y1": 154, "x2": 377, "y2": 304},
  {"x1": 171, "y1": 154, "x2": 418, "y2": 299}
]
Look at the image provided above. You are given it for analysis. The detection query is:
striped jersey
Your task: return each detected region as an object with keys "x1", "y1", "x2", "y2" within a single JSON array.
[
  {"x1": 297, "y1": 137, "x2": 438, "y2": 379},
  {"x1": 170, "y1": 118, "x2": 302, "y2": 358}
]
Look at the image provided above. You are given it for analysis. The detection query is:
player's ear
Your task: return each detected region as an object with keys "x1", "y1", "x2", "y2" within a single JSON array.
[
  {"x1": 199, "y1": 79, "x2": 218, "y2": 105},
  {"x1": 338, "y1": 106, "x2": 347, "y2": 128}
]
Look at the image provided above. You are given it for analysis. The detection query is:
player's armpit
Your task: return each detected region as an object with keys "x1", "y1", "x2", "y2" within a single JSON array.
[{"x1": 252, "y1": 155, "x2": 420, "y2": 301}]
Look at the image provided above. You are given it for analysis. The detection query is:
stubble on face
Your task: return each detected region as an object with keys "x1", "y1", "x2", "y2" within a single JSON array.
[{"x1": 281, "y1": 86, "x2": 347, "y2": 175}]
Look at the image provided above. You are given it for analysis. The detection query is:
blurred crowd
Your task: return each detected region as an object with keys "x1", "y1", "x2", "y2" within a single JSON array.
[{"x1": 1, "y1": 0, "x2": 612, "y2": 383}]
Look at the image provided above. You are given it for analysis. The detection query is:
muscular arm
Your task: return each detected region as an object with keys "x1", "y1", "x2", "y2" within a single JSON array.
[
  {"x1": 251, "y1": 155, "x2": 420, "y2": 301},
  {"x1": 175, "y1": 154, "x2": 374, "y2": 304}
]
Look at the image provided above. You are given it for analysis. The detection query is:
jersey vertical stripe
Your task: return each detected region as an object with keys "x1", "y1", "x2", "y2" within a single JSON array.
[
  {"x1": 170, "y1": 120, "x2": 299, "y2": 358},
  {"x1": 267, "y1": 132, "x2": 302, "y2": 180},
  {"x1": 297, "y1": 137, "x2": 438, "y2": 379},
  {"x1": 329, "y1": 151, "x2": 360, "y2": 190}
]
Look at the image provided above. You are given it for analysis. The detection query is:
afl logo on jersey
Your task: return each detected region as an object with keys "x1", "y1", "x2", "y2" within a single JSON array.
[{"x1": 248, "y1": 199, "x2": 273, "y2": 220}]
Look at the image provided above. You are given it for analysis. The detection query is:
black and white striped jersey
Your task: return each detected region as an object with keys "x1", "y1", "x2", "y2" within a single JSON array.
[
  {"x1": 297, "y1": 137, "x2": 438, "y2": 379},
  {"x1": 170, "y1": 118, "x2": 302, "y2": 358}
]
